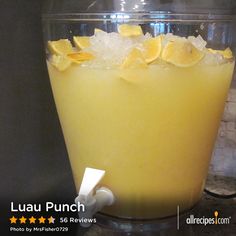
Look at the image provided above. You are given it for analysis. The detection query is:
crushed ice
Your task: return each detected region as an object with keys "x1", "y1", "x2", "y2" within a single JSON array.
[
  {"x1": 81, "y1": 30, "x2": 227, "y2": 67},
  {"x1": 84, "y1": 31, "x2": 151, "y2": 67},
  {"x1": 200, "y1": 50, "x2": 225, "y2": 65}
]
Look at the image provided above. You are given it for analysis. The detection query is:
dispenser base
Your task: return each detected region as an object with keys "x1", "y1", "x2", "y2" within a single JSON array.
[{"x1": 95, "y1": 208, "x2": 191, "y2": 233}]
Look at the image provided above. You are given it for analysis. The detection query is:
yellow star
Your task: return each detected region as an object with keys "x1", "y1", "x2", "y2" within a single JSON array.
[
  {"x1": 29, "y1": 216, "x2": 36, "y2": 224},
  {"x1": 19, "y1": 216, "x2": 27, "y2": 224},
  {"x1": 9, "y1": 216, "x2": 17, "y2": 224},
  {"x1": 38, "y1": 216, "x2": 46, "y2": 224},
  {"x1": 48, "y1": 216, "x2": 55, "y2": 224}
]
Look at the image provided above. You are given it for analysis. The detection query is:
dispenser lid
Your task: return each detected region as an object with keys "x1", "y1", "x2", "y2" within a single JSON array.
[{"x1": 42, "y1": 0, "x2": 236, "y2": 15}]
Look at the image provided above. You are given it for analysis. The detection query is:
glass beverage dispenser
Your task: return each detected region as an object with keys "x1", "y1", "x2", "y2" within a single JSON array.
[{"x1": 42, "y1": 0, "x2": 235, "y2": 231}]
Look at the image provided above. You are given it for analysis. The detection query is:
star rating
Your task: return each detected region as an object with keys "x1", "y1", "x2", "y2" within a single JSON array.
[
  {"x1": 48, "y1": 216, "x2": 55, "y2": 224},
  {"x1": 9, "y1": 216, "x2": 55, "y2": 224},
  {"x1": 38, "y1": 216, "x2": 46, "y2": 224},
  {"x1": 19, "y1": 216, "x2": 27, "y2": 224},
  {"x1": 9, "y1": 216, "x2": 17, "y2": 224},
  {"x1": 29, "y1": 216, "x2": 36, "y2": 224}
]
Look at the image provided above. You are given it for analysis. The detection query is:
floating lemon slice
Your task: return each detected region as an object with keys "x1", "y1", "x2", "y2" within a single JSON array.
[
  {"x1": 162, "y1": 39, "x2": 204, "y2": 67},
  {"x1": 121, "y1": 48, "x2": 147, "y2": 68},
  {"x1": 67, "y1": 52, "x2": 94, "y2": 63},
  {"x1": 50, "y1": 55, "x2": 72, "y2": 71},
  {"x1": 94, "y1": 28, "x2": 105, "y2": 34},
  {"x1": 142, "y1": 36, "x2": 162, "y2": 63},
  {"x1": 73, "y1": 36, "x2": 90, "y2": 50},
  {"x1": 118, "y1": 24, "x2": 143, "y2": 37},
  {"x1": 48, "y1": 39, "x2": 73, "y2": 55},
  {"x1": 208, "y1": 47, "x2": 233, "y2": 59},
  {"x1": 222, "y1": 48, "x2": 233, "y2": 59}
]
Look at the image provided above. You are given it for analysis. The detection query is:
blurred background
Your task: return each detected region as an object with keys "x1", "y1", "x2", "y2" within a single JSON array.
[{"x1": 0, "y1": 0, "x2": 235, "y2": 235}]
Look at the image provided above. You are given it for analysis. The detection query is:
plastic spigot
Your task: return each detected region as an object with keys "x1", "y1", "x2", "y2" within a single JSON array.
[{"x1": 75, "y1": 167, "x2": 115, "y2": 227}]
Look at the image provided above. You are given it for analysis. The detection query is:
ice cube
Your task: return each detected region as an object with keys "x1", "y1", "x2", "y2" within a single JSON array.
[{"x1": 188, "y1": 35, "x2": 207, "y2": 51}]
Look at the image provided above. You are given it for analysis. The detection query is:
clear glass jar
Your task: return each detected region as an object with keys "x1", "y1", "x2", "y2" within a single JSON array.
[{"x1": 42, "y1": 0, "x2": 235, "y2": 231}]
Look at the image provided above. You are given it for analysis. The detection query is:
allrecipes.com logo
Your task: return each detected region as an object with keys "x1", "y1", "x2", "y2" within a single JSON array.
[{"x1": 186, "y1": 211, "x2": 231, "y2": 226}]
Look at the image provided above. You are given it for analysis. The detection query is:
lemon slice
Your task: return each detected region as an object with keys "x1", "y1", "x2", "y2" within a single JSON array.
[
  {"x1": 121, "y1": 48, "x2": 147, "y2": 68},
  {"x1": 48, "y1": 39, "x2": 73, "y2": 55},
  {"x1": 73, "y1": 36, "x2": 90, "y2": 50},
  {"x1": 222, "y1": 48, "x2": 233, "y2": 59},
  {"x1": 208, "y1": 47, "x2": 233, "y2": 59},
  {"x1": 94, "y1": 28, "x2": 105, "y2": 34},
  {"x1": 50, "y1": 55, "x2": 72, "y2": 71},
  {"x1": 118, "y1": 24, "x2": 143, "y2": 37},
  {"x1": 162, "y1": 39, "x2": 204, "y2": 67},
  {"x1": 67, "y1": 52, "x2": 94, "y2": 63},
  {"x1": 142, "y1": 36, "x2": 162, "y2": 63}
]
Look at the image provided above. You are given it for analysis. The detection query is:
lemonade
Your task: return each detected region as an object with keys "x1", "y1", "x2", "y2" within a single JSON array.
[{"x1": 47, "y1": 26, "x2": 234, "y2": 219}]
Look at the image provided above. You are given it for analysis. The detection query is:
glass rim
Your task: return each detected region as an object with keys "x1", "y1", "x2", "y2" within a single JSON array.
[{"x1": 42, "y1": 12, "x2": 235, "y2": 22}]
